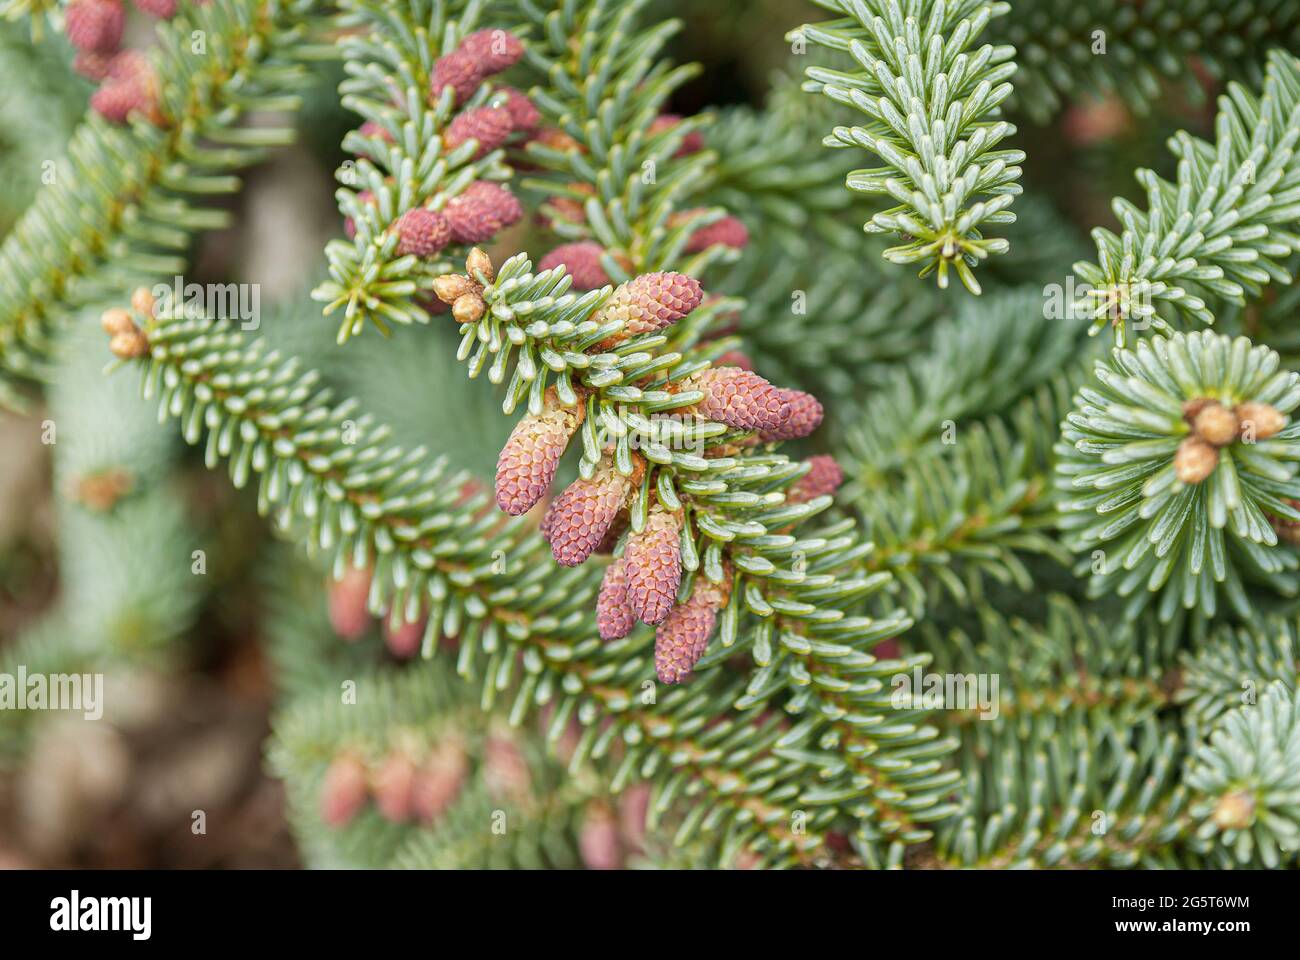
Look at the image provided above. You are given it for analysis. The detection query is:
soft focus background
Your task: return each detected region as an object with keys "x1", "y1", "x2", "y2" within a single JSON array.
[{"x1": 0, "y1": 0, "x2": 1221, "y2": 867}]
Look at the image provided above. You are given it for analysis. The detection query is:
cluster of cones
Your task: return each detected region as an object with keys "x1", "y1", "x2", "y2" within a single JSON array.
[
  {"x1": 66, "y1": 0, "x2": 177, "y2": 125},
  {"x1": 319, "y1": 739, "x2": 468, "y2": 828},
  {"x1": 1175, "y1": 398, "x2": 1287, "y2": 484},
  {"x1": 431, "y1": 250, "x2": 839, "y2": 684}
]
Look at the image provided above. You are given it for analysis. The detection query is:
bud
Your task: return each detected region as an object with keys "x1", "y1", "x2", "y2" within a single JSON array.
[
  {"x1": 759, "y1": 389, "x2": 823, "y2": 441},
  {"x1": 1174, "y1": 436, "x2": 1219, "y2": 484},
  {"x1": 539, "y1": 241, "x2": 611, "y2": 290},
  {"x1": 495, "y1": 389, "x2": 585, "y2": 515},
  {"x1": 579, "y1": 803, "x2": 623, "y2": 870},
  {"x1": 593, "y1": 271, "x2": 705, "y2": 344},
  {"x1": 430, "y1": 49, "x2": 483, "y2": 105},
  {"x1": 320, "y1": 753, "x2": 369, "y2": 827},
  {"x1": 543, "y1": 459, "x2": 637, "y2": 566},
  {"x1": 130, "y1": 286, "x2": 156, "y2": 318},
  {"x1": 100, "y1": 307, "x2": 136, "y2": 335},
  {"x1": 433, "y1": 273, "x2": 480, "y2": 305},
  {"x1": 534, "y1": 127, "x2": 584, "y2": 154},
  {"x1": 452, "y1": 292, "x2": 487, "y2": 324},
  {"x1": 624, "y1": 504, "x2": 683, "y2": 625},
  {"x1": 1211, "y1": 789, "x2": 1255, "y2": 830},
  {"x1": 383, "y1": 614, "x2": 424, "y2": 659},
  {"x1": 91, "y1": 72, "x2": 162, "y2": 126},
  {"x1": 412, "y1": 737, "x2": 468, "y2": 823},
  {"x1": 788, "y1": 455, "x2": 844, "y2": 504},
  {"x1": 466, "y1": 247, "x2": 495, "y2": 283},
  {"x1": 71, "y1": 467, "x2": 133, "y2": 512},
  {"x1": 678, "y1": 367, "x2": 791, "y2": 433},
  {"x1": 394, "y1": 207, "x2": 452, "y2": 257},
  {"x1": 373, "y1": 751, "x2": 418, "y2": 823},
  {"x1": 1234, "y1": 402, "x2": 1287, "y2": 441},
  {"x1": 483, "y1": 733, "x2": 531, "y2": 803},
  {"x1": 461, "y1": 29, "x2": 525, "y2": 74},
  {"x1": 328, "y1": 566, "x2": 373, "y2": 641},
  {"x1": 1191, "y1": 401, "x2": 1239, "y2": 446},
  {"x1": 443, "y1": 105, "x2": 514, "y2": 159},
  {"x1": 496, "y1": 86, "x2": 541, "y2": 132},
  {"x1": 65, "y1": 0, "x2": 124, "y2": 54},
  {"x1": 654, "y1": 570, "x2": 730, "y2": 684},
  {"x1": 108, "y1": 331, "x2": 150, "y2": 359},
  {"x1": 596, "y1": 556, "x2": 636, "y2": 640},
  {"x1": 684, "y1": 214, "x2": 749, "y2": 253},
  {"x1": 444, "y1": 181, "x2": 524, "y2": 244}
]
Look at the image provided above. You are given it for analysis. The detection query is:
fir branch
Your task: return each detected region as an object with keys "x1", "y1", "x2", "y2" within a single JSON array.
[
  {"x1": 1072, "y1": 49, "x2": 1300, "y2": 344},
  {"x1": 0, "y1": 0, "x2": 323, "y2": 409},
  {"x1": 792, "y1": 0, "x2": 1025, "y2": 293}
]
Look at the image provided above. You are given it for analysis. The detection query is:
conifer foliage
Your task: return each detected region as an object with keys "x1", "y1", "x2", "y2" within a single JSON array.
[{"x1": 1, "y1": 0, "x2": 1298, "y2": 871}]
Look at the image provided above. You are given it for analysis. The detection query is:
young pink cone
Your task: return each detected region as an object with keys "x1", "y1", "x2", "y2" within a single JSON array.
[
  {"x1": 394, "y1": 207, "x2": 452, "y2": 257},
  {"x1": 543, "y1": 459, "x2": 636, "y2": 567},
  {"x1": 495, "y1": 389, "x2": 585, "y2": 516},
  {"x1": 383, "y1": 614, "x2": 425, "y2": 659},
  {"x1": 443, "y1": 105, "x2": 514, "y2": 159},
  {"x1": 787, "y1": 455, "x2": 844, "y2": 504},
  {"x1": 328, "y1": 566, "x2": 373, "y2": 641},
  {"x1": 678, "y1": 367, "x2": 791, "y2": 433},
  {"x1": 594, "y1": 272, "x2": 705, "y2": 345},
  {"x1": 320, "y1": 753, "x2": 369, "y2": 827},
  {"x1": 373, "y1": 752, "x2": 418, "y2": 823},
  {"x1": 596, "y1": 556, "x2": 636, "y2": 640},
  {"x1": 65, "y1": 0, "x2": 124, "y2": 53},
  {"x1": 444, "y1": 181, "x2": 524, "y2": 244},
  {"x1": 685, "y1": 214, "x2": 749, "y2": 253},
  {"x1": 579, "y1": 803, "x2": 623, "y2": 870},
  {"x1": 412, "y1": 738, "x2": 468, "y2": 823},
  {"x1": 539, "y1": 241, "x2": 611, "y2": 290},
  {"x1": 74, "y1": 50, "x2": 113, "y2": 81},
  {"x1": 496, "y1": 86, "x2": 540, "y2": 133},
  {"x1": 624, "y1": 504, "x2": 682, "y2": 626},
  {"x1": 461, "y1": 29, "x2": 525, "y2": 74},
  {"x1": 759, "y1": 389, "x2": 823, "y2": 441},
  {"x1": 430, "y1": 48, "x2": 483, "y2": 105},
  {"x1": 483, "y1": 733, "x2": 531, "y2": 803},
  {"x1": 654, "y1": 571, "x2": 730, "y2": 684}
]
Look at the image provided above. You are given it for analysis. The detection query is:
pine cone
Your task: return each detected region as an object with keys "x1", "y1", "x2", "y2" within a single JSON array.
[
  {"x1": 443, "y1": 105, "x2": 514, "y2": 159},
  {"x1": 539, "y1": 241, "x2": 611, "y2": 290},
  {"x1": 654, "y1": 571, "x2": 729, "y2": 684},
  {"x1": 543, "y1": 459, "x2": 636, "y2": 566},
  {"x1": 788, "y1": 455, "x2": 844, "y2": 504},
  {"x1": 685, "y1": 215, "x2": 749, "y2": 253},
  {"x1": 596, "y1": 556, "x2": 636, "y2": 640},
  {"x1": 430, "y1": 49, "x2": 483, "y2": 105},
  {"x1": 320, "y1": 753, "x2": 369, "y2": 827},
  {"x1": 624, "y1": 504, "x2": 682, "y2": 625},
  {"x1": 328, "y1": 566, "x2": 373, "y2": 640},
  {"x1": 461, "y1": 29, "x2": 525, "y2": 74},
  {"x1": 495, "y1": 389, "x2": 585, "y2": 515},
  {"x1": 394, "y1": 207, "x2": 452, "y2": 257},
  {"x1": 444, "y1": 181, "x2": 524, "y2": 244},
  {"x1": 678, "y1": 367, "x2": 791, "y2": 433},
  {"x1": 593, "y1": 271, "x2": 704, "y2": 343},
  {"x1": 412, "y1": 738, "x2": 468, "y2": 823},
  {"x1": 65, "y1": 0, "x2": 124, "y2": 54},
  {"x1": 373, "y1": 752, "x2": 418, "y2": 823},
  {"x1": 496, "y1": 86, "x2": 540, "y2": 132},
  {"x1": 760, "y1": 389, "x2": 823, "y2": 441}
]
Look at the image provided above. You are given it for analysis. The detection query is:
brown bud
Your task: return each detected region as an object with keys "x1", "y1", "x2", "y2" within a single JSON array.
[
  {"x1": 100, "y1": 307, "x2": 135, "y2": 335},
  {"x1": 466, "y1": 247, "x2": 495, "y2": 284},
  {"x1": 130, "y1": 286, "x2": 156, "y2": 318},
  {"x1": 452, "y1": 292, "x2": 487, "y2": 324},
  {"x1": 1174, "y1": 436, "x2": 1219, "y2": 484},
  {"x1": 1192, "y1": 402, "x2": 1239, "y2": 446},
  {"x1": 432, "y1": 273, "x2": 479, "y2": 305},
  {"x1": 109, "y1": 331, "x2": 150, "y2": 359},
  {"x1": 1234, "y1": 402, "x2": 1287, "y2": 441},
  {"x1": 1212, "y1": 789, "x2": 1255, "y2": 830}
]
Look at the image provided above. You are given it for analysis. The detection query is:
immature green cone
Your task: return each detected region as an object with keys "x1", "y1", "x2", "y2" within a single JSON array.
[
  {"x1": 596, "y1": 556, "x2": 636, "y2": 640},
  {"x1": 495, "y1": 389, "x2": 585, "y2": 516},
  {"x1": 543, "y1": 458, "x2": 637, "y2": 566},
  {"x1": 678, "y1": 367, "x2": 791, "y2": 433},
  {"x1": 624, "y1": 504, "x2": 683, "y2": 625},
  {"x1": 654, "y1": 571, "x2": 730, "y2": 684},
  {"x1": 594, "y1": 272, "x2": 703, "y2": 345}
]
